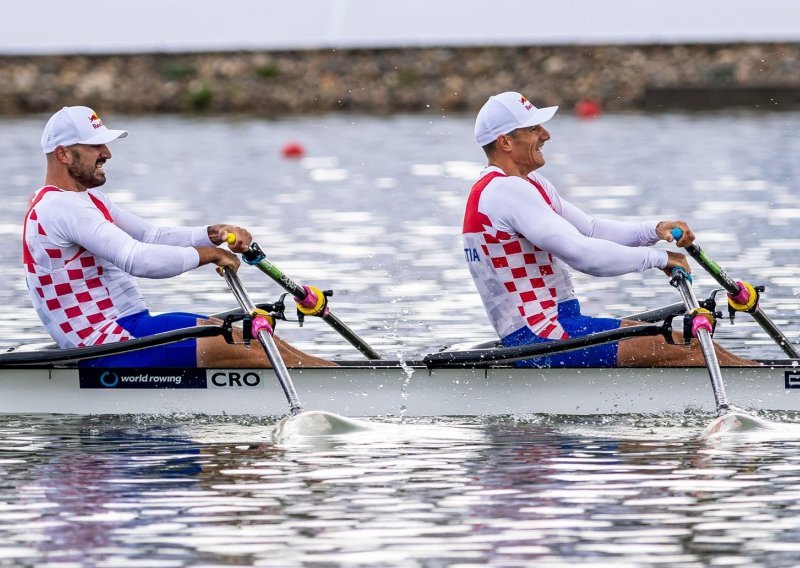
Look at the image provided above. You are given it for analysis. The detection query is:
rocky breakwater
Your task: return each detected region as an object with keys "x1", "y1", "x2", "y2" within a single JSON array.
[{"x1": 0, "y1": 43, "x2": 798, "y2": 116}]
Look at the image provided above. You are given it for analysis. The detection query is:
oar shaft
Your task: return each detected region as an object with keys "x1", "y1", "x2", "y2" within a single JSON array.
[
  {"x1": 683, "y1": 243, "x2": 741, "y2": 295},
  {"x1": 748, "y1": 310, "x2": 799, "y2": 357},
  {"x1": 247, "y1": 250, "x2": 382, "y2": 360},
  {"x1": 425, "y1": 324, "x2": 665, "y2": 367},
  {"x1": 672, "y1": 229, "x2": 799, "y2": 358},
  {"x1": 318, "y1": 310, "x2": 382, "y2": 359},
  {"x1": 223, "y1": 268, "x2": 303, "y2": 415},
  {"x1": 689, "y1": 243, "x2": 798, "y2": 356},
  {"x1": 0, "y1": 326, "x2": 226, "y2": 367},
  {"x1": 254, "y1": 257, "x2": 309, "y2": 300},
  {"x1": 672, "y1": 271, "x2": 730, "y2": 414}
]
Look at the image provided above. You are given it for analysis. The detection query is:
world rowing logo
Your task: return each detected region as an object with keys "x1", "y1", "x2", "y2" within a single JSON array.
[
  {"x1": 519, "y1": 96, "x2": 533, "y2": 111},
  {"x1": 99, "y1": 371, "x2": 120, "y2": 388},
  {"x1": 79, "y1": 369, "x2": 207, "y2": 389}
]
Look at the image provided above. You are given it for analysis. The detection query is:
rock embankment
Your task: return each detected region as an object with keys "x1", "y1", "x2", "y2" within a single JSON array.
[{"x1": 1, "y1": 43, "x2": 798, "y2": 115}]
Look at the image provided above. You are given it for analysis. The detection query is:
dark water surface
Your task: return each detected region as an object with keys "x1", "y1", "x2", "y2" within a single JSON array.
[
  {"x1": 1, "y1": 110, "x2": 800, "y2": 565},
  {"x1": 3, "y1": 414, "x2": 800, "y2": 567}
]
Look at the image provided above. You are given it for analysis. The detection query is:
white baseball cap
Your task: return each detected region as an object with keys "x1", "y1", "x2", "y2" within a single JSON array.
[
  {"x1": 41, "y1": 106, "x2": 128, "y2": 154},
  {"x1": 475, "y1": 92, "x2": 558, "y2": 146}
]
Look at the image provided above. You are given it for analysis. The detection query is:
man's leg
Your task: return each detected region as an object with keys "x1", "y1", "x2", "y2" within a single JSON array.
[
  {"x1": 195, "y1": 318, "x2": 336, "y2": 368},
  {"x1": 82, "y1": 311, "x2": 203, "y2": 368},
  {"x1": 617, "y1": 320, "x2": 753, "y2": 367}
]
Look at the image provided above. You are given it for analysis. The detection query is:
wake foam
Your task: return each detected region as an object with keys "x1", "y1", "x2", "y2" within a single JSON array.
[{"x1": 272, "y1": 411, "x2": 370, "y2": 441}]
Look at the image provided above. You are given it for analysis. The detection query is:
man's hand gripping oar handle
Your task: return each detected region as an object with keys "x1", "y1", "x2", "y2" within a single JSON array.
[
  {"x1": 220, "y1": 265, "x2": 303, "y2": 415},
  {"x1": 671, "y1": 228, "x2": 799, "y2": 358},
  {"x1": 231, "y1": 238, "x2": 382, "y2": 360}
]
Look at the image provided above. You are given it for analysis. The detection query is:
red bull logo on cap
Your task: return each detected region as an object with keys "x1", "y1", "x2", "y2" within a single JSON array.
[
  {"x1": 519, "y1": 96, "x2": 533, "y2": 111},
  {"x1": 89, "y1": 112, "x2": 104, "y2": 130}
]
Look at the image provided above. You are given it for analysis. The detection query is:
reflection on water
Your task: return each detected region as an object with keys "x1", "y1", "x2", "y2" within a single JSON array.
[
  {"x1": 2, "y1": 414, "x2": 800, "y2": 566},
  {"x1": 2, "y1": 111, "x2": 799, "y2": 359},
  {"x1": 2, "y1": 110, "x2": 800, "y2": 565}
]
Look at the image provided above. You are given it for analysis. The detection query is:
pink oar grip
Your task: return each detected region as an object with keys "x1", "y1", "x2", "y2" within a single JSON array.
[
  {"x1": 692, "y1": 315, "x2": 713, "y2": 337},
  {"x1": 297, "y1": 285, "x2": 319, "y2": 310},
  {"x1": 251, "y1": 315, "x2": 273, "y2": 336},
  {"x1": 728, "y1": 281, "x2": 751, "y2": 305}
]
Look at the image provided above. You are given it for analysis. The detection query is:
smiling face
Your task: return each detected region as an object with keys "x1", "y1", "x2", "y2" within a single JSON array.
[
  {"x1": 506, "y1": 124, "x2": 551, "y2": 173},
  {"x1": 65, "y1": 144, "x2": 111, "y2": 190}
]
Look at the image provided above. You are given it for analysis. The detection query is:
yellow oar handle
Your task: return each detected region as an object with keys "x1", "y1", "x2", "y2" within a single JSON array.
[{"x1": 226, "y1": 232, "x2": 237, "y2": 245}]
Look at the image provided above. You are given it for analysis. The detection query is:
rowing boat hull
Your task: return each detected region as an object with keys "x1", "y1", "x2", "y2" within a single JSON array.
[{"x1": 2, "y1": 362, "x2": 798, "y2": 416}]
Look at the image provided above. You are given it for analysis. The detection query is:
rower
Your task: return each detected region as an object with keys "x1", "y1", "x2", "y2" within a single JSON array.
[
  {"x1": 464, "y1": 91, "x2": 752, "y2": 368},
  {"x1": 25, "y1": 105, "x2": 334, "y2": 369}
]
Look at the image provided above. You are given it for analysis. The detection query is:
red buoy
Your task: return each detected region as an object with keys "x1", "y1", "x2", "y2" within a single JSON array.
[
  {"x1": 281, "y1": 142, "x2": 306, "y2": 159},
  {"x1": 575, "y1": 99, "x2": 602, "y2": 119}
]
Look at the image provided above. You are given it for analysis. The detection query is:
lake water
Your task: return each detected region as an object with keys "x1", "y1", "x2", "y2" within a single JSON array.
[{"x1": 1, "y1": 110, "x2": 800, "y2": 566}]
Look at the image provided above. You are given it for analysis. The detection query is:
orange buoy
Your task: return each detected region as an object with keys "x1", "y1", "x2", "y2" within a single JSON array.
[
  {"x1": 575, "y1": 99, "x2": 602, "y2": 119},
  {"x1": 281, "y1": 142, "x2": 306, "y2": 159}
]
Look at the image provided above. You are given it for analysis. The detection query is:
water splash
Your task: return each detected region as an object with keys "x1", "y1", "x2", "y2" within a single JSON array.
[
  {"x1": 271, "y1": 410, "x2": 371, "y2": 443},
  {"x1": 396, "y1": 350, "x2": 416, "y2": 421}
]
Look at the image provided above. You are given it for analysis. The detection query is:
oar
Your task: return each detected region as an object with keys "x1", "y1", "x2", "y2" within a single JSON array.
[
  {"x1": 670, "y1": 268, "x2": 730, "y2": 416},
  {"x1": 221, "y1": 266, "x2": 303, "y2": 415},
  {"x1": 425, "y1": 323, "x2": 670, "y2": 367},
  {"x1": 239, "y1": 241, "x2": 381, "y2": 360},
  {"x1": 671, "y1": 228, "x2": 799, "y2": 358},
  {"x1": 0, "y1": 325, "x2": 226, "y2": 366}
]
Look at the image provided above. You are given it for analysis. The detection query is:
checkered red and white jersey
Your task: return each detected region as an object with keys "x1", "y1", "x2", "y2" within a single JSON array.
[
  {"x1": 463, "y1": 168, "x2": 668, "y2": 340},
  {"x1": 23, "y1": 186, "x2": 208, "y2": 348}
]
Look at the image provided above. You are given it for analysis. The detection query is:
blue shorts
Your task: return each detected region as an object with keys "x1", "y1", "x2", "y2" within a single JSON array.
[
  {"x1": 82, "y1": 310, "x2": 208, "y2": 368},
  {"x1": 501, "y1": 300, "x2": 621, "y2": 368}
]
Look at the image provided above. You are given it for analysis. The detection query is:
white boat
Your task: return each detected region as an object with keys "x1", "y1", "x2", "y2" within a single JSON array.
[
  {"x1": 0, "y1": 354, "x2": 798, "y2": 416},
  {"x1": 2, "y1": 266, "x2": 796, "y2": 417}
]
